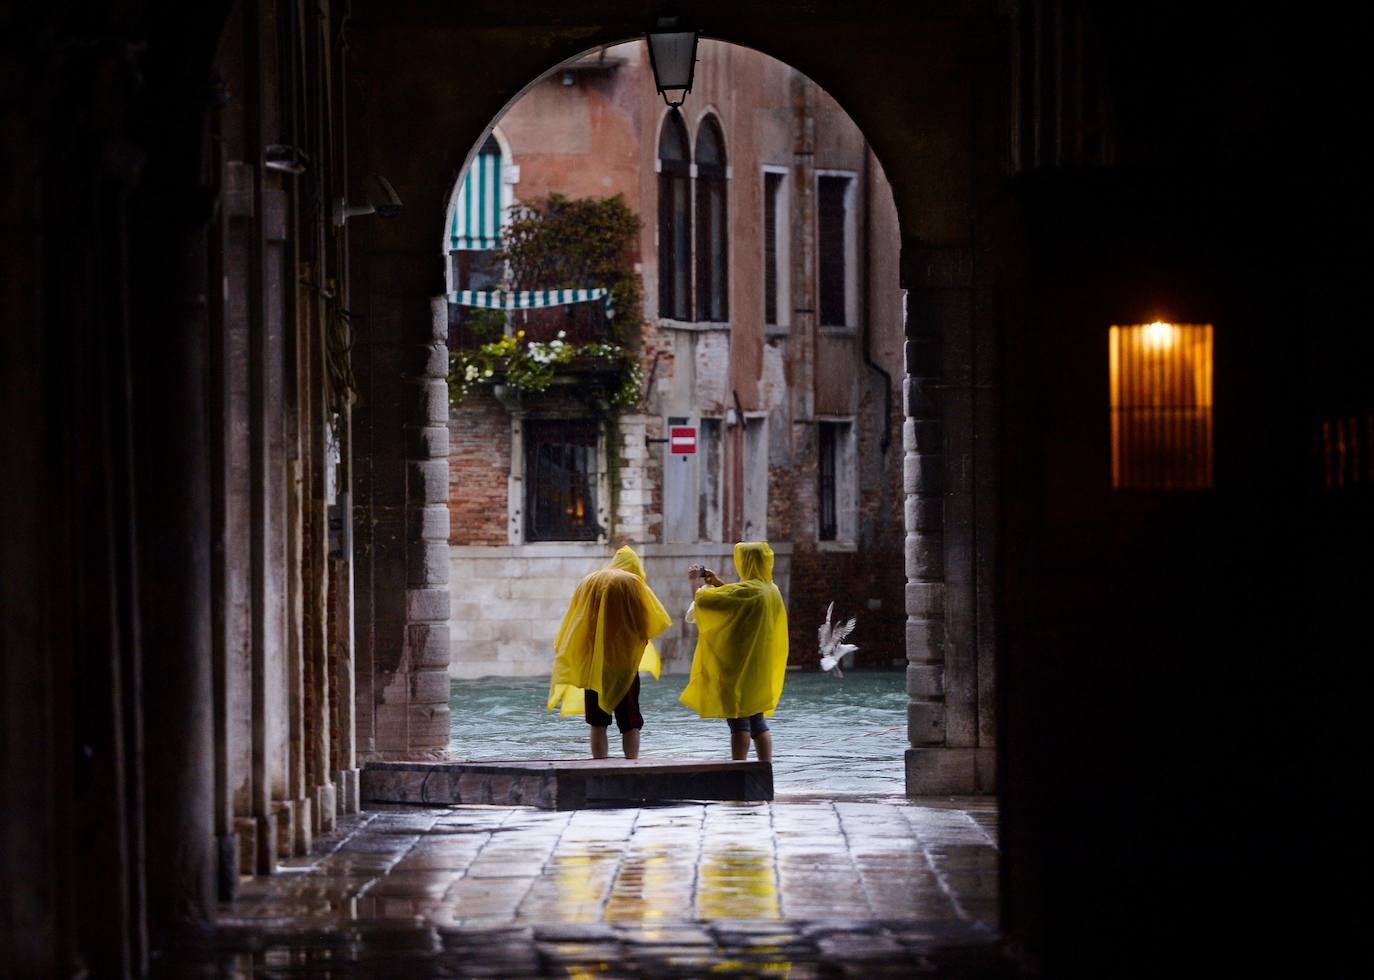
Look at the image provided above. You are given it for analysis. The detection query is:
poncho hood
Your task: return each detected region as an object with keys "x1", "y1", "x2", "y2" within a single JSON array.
[
  {"x1": 734, "y1": 541, "x2": 774, "y2": 582},
  {"x1": 610, "y1": 545, "x2": 647, "y2": 580}
]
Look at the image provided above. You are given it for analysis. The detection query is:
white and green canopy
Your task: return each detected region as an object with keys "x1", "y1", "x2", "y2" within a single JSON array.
[
  {"x1": 447, "y1": 288, "x2": 614, "y2": 320},
  {"x1": 448, "y1": 149, "x2": 502, "y2": 251}
]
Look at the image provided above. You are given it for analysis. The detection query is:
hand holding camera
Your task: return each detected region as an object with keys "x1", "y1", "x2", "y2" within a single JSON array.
[{"x1": 688, "y1": 564, "x2": 723, "y2": 588}]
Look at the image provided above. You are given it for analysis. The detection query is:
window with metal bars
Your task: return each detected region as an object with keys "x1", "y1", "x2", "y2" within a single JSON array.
[
  {"x1": 818, "y1": 422, "x2": 839, "y2": 540},
  {"x1": 1108, "y1": 323, "x2": 1214, "y2": 490},
  {"x1": 524, "y1": 420, "x2": 601, "y2": 541}
]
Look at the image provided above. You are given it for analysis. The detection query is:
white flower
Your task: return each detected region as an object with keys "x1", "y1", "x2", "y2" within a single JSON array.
[
  {"x1": 557, "y1": 330, "x2": 567, "y2": 339},
  {"x1": 464, "y1": 364, "x2": 480, "y2": 382}
]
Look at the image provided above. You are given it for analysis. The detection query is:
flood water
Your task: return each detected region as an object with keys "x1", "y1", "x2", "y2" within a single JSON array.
[{"x1": 449, "y1": 671, "x2": 908, "y2": 794}]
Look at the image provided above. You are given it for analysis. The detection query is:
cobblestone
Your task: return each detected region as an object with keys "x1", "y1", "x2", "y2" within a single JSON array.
[{"x1": 160, "y1": 797, "x2": 1014, "y2": 977}]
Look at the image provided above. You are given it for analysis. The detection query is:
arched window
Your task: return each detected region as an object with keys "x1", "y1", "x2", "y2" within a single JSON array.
[
  {"x1": 694, "y1": 116, "x2": 728, "y2": 322},
  {"x1": 450, "y1": 134, "x2": 503, "y2": 253},
  {"x1": 657, "y1": 111, "x2": 692, "y2": 320},
  {"x1": 448, "y1": 134, "x2": 505, "y2": 347}
]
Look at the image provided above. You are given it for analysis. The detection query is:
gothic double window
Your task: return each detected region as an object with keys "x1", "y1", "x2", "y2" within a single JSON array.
[{"x1": 657, "y1": 110, "x2": 729, "y2": 322}]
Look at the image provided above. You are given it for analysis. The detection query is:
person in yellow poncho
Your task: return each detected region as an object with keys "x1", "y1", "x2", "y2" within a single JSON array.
[
  {"x1": 547, "y1": 546, "x2": 671, "y2": 760},
  {"x1": 680, "y1": 541, "x2": 789, "y2": 762}
]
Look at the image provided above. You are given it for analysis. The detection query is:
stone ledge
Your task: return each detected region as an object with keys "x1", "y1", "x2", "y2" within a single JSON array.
[{"x1": 362, "y1": 758, "x2": 774, "y2": 810}]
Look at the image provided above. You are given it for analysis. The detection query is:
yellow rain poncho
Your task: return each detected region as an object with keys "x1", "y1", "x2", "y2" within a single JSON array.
[
  {"x1": 680, "y1": 542, "x2": 790, "y2": 719},
  {"x1": 547, "y1": 546, "x2": 670, "y2": 717}
]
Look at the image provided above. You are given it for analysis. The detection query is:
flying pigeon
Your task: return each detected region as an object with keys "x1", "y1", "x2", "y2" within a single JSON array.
[{"x1": 817, "y1": 601, "x2": 858, "y2": 677}]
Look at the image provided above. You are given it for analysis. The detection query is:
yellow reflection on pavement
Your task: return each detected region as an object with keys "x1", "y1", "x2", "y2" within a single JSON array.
[{"x1": 697, "y1": 847, "x2": 780, "y2": 920}]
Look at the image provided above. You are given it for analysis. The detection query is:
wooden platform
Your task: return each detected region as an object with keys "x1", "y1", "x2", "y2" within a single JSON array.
[{"x1": 361, "y1": 758, "x2": 773, "y2": 810}]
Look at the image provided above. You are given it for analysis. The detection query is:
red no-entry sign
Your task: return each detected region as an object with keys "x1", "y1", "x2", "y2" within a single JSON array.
[{"x1": 669, "y1": 426, "x2": 697, "y2": 455}]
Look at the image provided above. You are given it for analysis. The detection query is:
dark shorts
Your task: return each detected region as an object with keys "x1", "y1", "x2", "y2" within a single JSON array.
[
  {"x1": 727, "y1": 713, "x2": 770, "y2": 736},
  {"x1": 585, "y1": 674, "x2": 643, "y2": 732}
]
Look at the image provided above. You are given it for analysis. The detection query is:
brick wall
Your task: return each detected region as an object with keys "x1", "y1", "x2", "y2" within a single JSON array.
[{"x1": 447, "y1": 391, "x2": 512, "y2": 546}]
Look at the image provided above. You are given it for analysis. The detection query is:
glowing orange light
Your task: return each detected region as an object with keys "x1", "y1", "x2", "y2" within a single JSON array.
[
  {"x1": 1109, "y1": 322, "x2": 1214, "y2": 490},
  {"x1": 1143, "y1": 320, "x2": 1176, "y2": 351}
]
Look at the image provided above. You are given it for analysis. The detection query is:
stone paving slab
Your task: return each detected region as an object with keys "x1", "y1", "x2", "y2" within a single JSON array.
[
  {"x1": 362, "y1": 757, "x2": 774, "y2": 809},
  {"x1": 160, "y1": 797, "x2": 1014, "y2": 977}
]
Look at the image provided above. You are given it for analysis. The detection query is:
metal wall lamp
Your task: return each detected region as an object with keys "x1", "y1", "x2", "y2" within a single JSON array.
[
  {"x1": 332, "y1": 174, "x2": 403, "y2": 227},
  {"x1": 646, "y1": 25, "x2": 698, "y2": 108}
]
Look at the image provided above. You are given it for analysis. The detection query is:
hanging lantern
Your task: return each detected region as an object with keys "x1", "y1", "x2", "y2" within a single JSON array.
[{"x1": 646, "y1": 29, "x2": 699, "y2": 108}]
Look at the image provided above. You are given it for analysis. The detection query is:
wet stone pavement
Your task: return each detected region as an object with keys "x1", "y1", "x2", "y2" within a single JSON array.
[{"x1": 162, "y1": 797, "x2": 1012, "y2": 978}]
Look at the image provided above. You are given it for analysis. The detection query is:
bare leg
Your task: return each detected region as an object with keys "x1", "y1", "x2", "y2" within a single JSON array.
[
  {"x1": 622, "y1": 729, "x2": 641, "y2": 760},
  {"x1": 753, "y1": 731, "x2": 773, "y2": 763},
  {"x1": 590, "y1": 726, "x2": 609, "y2": 759},
  {"x1": 730, "y1": 730, "x2": 751, "y2": 760}
]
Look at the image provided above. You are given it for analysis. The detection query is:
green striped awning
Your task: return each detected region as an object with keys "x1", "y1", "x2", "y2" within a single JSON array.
[
  {"x1": 449, "y1": 149, "x2": 502, "y2": 251},
  {"x1": 448, "y1": 289, "x2": 614, "y2": 320}
]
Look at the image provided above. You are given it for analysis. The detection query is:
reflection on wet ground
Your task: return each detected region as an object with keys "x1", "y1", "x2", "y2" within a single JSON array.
[
  {"x1": 450, "y1": 671, "x2": 910, "y2": 794},
  {"x1": 160, "y1": 798, "x2": 1009, "y2": 977}
]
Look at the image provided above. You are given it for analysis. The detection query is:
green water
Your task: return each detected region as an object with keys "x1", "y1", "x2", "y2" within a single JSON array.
[{"x1": 448, "y1": 670, "x2": 908, "y2": 794}]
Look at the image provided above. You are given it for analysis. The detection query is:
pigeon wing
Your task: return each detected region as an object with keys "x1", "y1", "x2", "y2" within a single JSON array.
[{"x1": 833, "y1": 616, "x2": 857, "y2": 644}]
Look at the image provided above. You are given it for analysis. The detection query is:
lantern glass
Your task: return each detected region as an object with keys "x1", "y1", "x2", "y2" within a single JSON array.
[{"x1": 647, "y1": 31, "x2": 698, "y2": 106}]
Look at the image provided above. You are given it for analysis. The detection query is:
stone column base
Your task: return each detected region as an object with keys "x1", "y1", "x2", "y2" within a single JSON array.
[
  {"x1": 255, "y1": 812, "x2": 278, "y2": 874},
  {"x1": 274, "y1": 800, "x2": 296, "y2": 859},
  {"x1": 216, "y1": 833, "x2": 239, "y2": 900},
  {"x1": 293, "y1": 797, "x2": 313, "y2": 854},
  {"x1": 336, "y1": 768, "x2": 361, "y2": 814},
  {"x1": 233, "y1": 816, "x2": 257, "y2": 875},
  {"x1": 315, "y1": 781, "x2": 337, "y2": 833},
  {"x1": 905, "y1": 747, "x2": 996, "y2": 795}
]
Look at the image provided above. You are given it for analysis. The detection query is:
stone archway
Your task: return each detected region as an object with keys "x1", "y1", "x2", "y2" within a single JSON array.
[{"x1": 346, "y1": 6, "x2": 1000, "y2": 796}]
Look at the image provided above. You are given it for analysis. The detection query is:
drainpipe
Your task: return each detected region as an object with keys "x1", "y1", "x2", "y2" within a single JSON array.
[{"x1": 861, "y1": 140, "x2": 893, "y2": 454}]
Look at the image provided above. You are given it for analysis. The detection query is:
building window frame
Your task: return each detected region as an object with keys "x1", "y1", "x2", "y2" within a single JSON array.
[
  {"x1": 657, "y1": 110, "x2": 694, "y2": 322},
  {"x1": 761, "y1": 165, "x2": 790, "y2": 335},
  {"x1": 694, "y1": 114, "x2": 730, "y2": 324},
  {"x1": 817, "y1": 417, "x2": 857, "y2": 547},
  {"x1": 1109, "y1": 322, "x2": 1215, "y2": 491},
  {"x1": 518, "y1": 418, "x2": 605, "y2": 543},
  {"x1": 444, "y1": 129, "x2": 517, "y2": 293},
  {"x1": 815, "y1": 170, "x2": 859, "y2": 333},
  {"x1": 445, "y1": 129, "x2": 519, "y2": 349}
]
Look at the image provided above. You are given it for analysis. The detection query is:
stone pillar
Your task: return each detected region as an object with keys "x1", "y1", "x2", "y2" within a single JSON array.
[
  {"x1": 402, "y1": 298, "x2": 454, "y2": 755},
  {"x1": 903, "y1": 244, "x2": 994, "y2": 794},
  {"x1": 132, "y1": 176, "x2": 216, "y2": 948}
]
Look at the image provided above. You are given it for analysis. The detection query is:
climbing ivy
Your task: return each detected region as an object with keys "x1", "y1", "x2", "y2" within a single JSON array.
[
  {"x1": 500, "y1": 192, "x2": 643, "y2": 341},
  {"x1": 447, "y1": 192, "x2": 643, "y2": 409}
]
